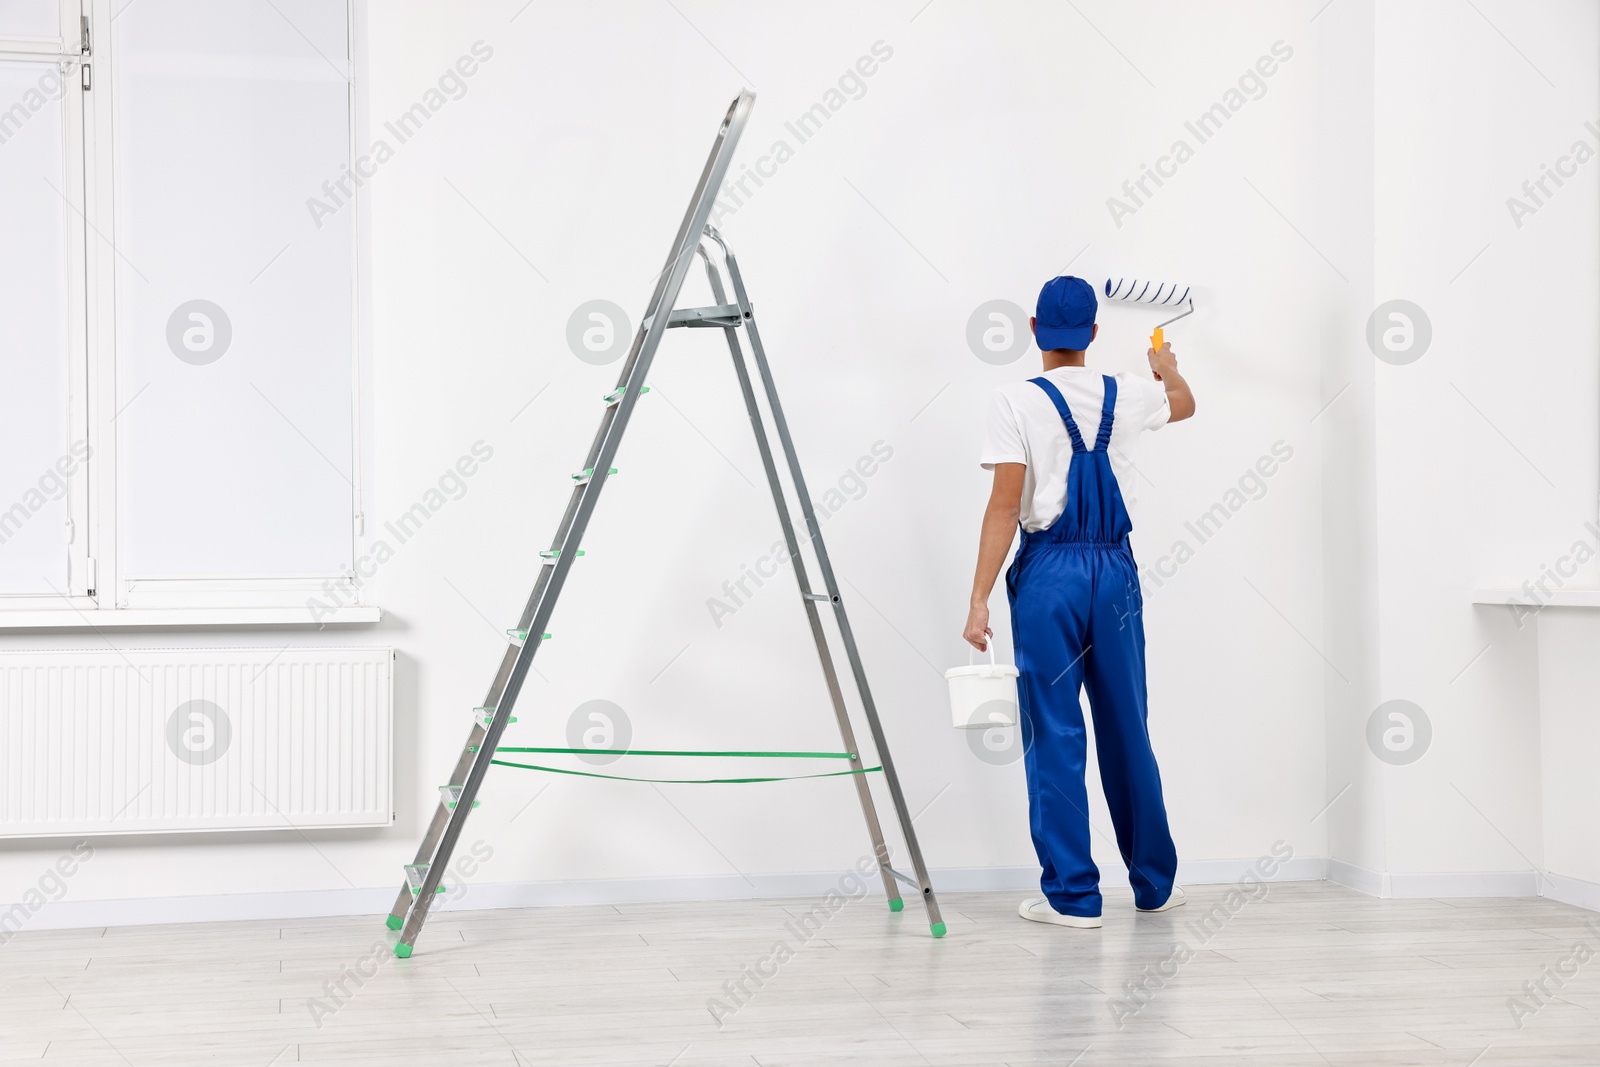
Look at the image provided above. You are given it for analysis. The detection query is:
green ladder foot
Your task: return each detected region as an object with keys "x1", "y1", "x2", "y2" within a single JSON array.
[
  {"x1": 394, "y1": 942, "x2": 413, "y2": 959},
  {"x1": 385, "y1": 914, "x2": 403, "y2": 931},
  {"x1": 930, "y1": 921, "x2": 947, "y2": 938},
  {"x1": 887, "y1": 897, "x2": 904, "y2": 912}
]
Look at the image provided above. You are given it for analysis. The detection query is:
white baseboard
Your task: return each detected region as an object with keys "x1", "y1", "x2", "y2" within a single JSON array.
[
  {"x1": 1327, "y1": 858, "x2": 1390, "y2": 896},
  {"x1": 10, "y1": 887, "x2": 392, "y2": 934},
  {"x1": 1392, "y1": 870, "x2": 1541, "y2": 898},
  {"x1": 16, "y1": 870, "x2": 1034, "y2": 933},
  {"x1": 445, "y1": 868, "x2": 1046, "y2": 912},
  {"x1": 17, "y1": 857, "x2": 1583, "y2": 936},
  {"x1": 1543, "y1": 871, "x2": 1600, "y2": 912},
  {"x1": 1328, "y1": 859, "x2": 1552, "y2": 900},
  {"x1": 1178, "y1": 856, "x2": 1327, "y2": 885},
  {"x1": 11, "y1": 857, "x2": 1334, "y2": 934}
]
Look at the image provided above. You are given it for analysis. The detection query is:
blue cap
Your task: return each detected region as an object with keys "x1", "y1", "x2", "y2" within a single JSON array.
[{"x1": 1034, "y1": 275, "x2": 1097, "y2": 351}]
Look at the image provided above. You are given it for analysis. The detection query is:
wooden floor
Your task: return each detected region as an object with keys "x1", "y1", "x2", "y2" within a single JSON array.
[{"x1": 2, "y1": 881, "x2": 1598, "y2": 1065}]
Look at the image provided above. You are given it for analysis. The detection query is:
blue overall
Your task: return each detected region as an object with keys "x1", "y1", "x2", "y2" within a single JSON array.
[{"x1": 1006, "y1": 375, "x2": 1177, "y2": 916}]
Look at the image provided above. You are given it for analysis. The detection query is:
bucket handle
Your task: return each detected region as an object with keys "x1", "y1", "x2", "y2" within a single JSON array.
[{"x1": 967, "y1": 644, "x2": 997, "y2": 667}]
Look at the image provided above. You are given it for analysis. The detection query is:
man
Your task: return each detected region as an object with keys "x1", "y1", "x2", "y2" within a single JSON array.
[{"x1": 963, "y1": 275, "x2": 1195, "y2": 928}]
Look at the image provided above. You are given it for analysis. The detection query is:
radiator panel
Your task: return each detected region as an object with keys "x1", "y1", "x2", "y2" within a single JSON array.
[{"x1": 0, "y1": 647, "x2": 393, "y2": 837}]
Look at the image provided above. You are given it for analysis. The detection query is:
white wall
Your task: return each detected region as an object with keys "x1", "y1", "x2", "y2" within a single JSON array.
[
  {"x1": 1316, "y1": 0, "x2": 1387, "y2": 887},
  {"x1": 1351, "y1": 0, "x2": 1598, "y2": 893},
  {"x1": 3, "y1": 0, "x2": 1592, "y2": 923},
  {"x1": 360, "y1": 0, "x2": 1328, "y2": 896}
]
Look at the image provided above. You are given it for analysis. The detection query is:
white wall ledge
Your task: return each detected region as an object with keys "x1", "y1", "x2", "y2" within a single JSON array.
[
  {"x1": 1471, "y1": 588, "x2": 1600, "y2": 609},
  {"x1": 0, "y1": 606, "x2": 382, "y2": 631}
]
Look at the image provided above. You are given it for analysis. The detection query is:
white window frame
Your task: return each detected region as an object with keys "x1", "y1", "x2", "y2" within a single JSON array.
[
  {"x1": 0, "y1": 2, "x2": 93, "y2": 607},
  {"x1": 0, "y1": 0, "x2": 377, "y2": 629}
]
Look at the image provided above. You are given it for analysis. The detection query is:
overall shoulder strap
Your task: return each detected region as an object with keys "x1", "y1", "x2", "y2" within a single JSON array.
[
  {"x1": 1094, "y1": 375, "x2": 1118, "y2": 452},
  {"x1": 1029, "y1": 377, "x2": 1086, "y2": 453}
]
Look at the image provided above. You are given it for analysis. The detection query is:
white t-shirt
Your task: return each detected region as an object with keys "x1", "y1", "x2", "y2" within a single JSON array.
[{"x1": 980, "y1": 367, "x2": 1169, "y2": 532}]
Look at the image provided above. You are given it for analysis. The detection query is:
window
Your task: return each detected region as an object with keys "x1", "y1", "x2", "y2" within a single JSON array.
[{"x1": 0, "y1": 0, "x2": 367, "y2": 623}]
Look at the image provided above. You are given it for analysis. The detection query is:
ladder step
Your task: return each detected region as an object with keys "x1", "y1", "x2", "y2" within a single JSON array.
[
  {"x1": 473, "y1": 706, "x2": 516, "y2": 729},
  {"x1": 438, "y1": 785, "x2": 481, "y2": 811},
  {"x1": 667, "y1": 303, "x2": 742, "y2": 328},
  {"x1": 507, "y1": 629, "x2": 551, "y2": 644},
  {"x1": 539, "y1": 549, "x2": 585, "y2": 560},
  {"x1": 603, "y1": 385, "x2": 650, "y2": 406},
  {"x1": 571, "y1": 467, "x2": 618, "y2": 485},
  {"x1": 403, "y1": 863, "x2": 447, "y2": 895},
  {"x1": 802, "y1": 592, "x2": 833, "y2": 602}
]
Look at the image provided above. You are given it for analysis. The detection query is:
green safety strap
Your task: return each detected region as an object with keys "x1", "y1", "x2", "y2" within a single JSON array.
[
  {"x1": 488, "y1": 758, "x2": 883, "y2": 785},
  {"x1": 493, "y1": 747, "x2": 858, "y2": 759}
]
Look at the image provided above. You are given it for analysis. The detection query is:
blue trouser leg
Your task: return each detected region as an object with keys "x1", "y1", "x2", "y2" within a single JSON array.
[
  {"x1": 1009, "y1": 543, "x2": 1177, "y2": 916},
  {"x1": 1010, "y1": 545, "x2": 1101, "y2": 917},
  {"x1": 1083, "y1": 547, "x2": 1177, "y2": 910}
]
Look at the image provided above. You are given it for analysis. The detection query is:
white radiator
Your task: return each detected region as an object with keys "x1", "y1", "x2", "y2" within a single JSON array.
[{"x1": 0, "y1": 647, "x2": 392, "y2": 837}]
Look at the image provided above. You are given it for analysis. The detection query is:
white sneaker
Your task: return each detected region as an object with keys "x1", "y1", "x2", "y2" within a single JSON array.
[
  {"x1": 1018, "y1": 897, "x2": 1102, "y2": 928},
  {"x1": 1137, "y1": 886, "x2": 1187, "y2": 913}
]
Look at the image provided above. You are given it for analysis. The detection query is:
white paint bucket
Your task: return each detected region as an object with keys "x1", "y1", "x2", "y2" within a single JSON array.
[{"x1": 945, "y1": 646, "x2": 1020, "y2": 730}]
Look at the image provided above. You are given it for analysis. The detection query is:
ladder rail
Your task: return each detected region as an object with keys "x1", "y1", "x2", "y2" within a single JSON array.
[
  {"x1": 392, "y1": 91, "x2": 757, "y2": 953},
  {"x1": 396, "y1": 361, "x2": 647, "y2": 940},
  {"x1": 386, "y1": 719, "x2": 484, "y2": 925},
  {"x1": 386, "y1": 645, "x2": 517, "y2": 928},
  {"x1": 713, "y1": 234, "x2": 944, "y2": 932},
  {"x1": 694, "y1": 243, "x2": 902, "y2": 907}
]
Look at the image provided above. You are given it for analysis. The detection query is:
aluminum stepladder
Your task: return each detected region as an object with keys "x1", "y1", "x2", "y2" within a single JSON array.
[{"x1": 387, "y1": 90, "x2": 943, "y2": 956}]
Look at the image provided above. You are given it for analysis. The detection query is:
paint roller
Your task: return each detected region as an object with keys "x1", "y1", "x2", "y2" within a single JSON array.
[{"x1": 1103, "y1": 278, "x2": 1194, "y2": 354}]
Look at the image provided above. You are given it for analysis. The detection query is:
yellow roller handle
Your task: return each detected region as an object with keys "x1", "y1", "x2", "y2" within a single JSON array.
[{"x1": 1150, "y1": 326, "x2": 1164, "y2": 353}]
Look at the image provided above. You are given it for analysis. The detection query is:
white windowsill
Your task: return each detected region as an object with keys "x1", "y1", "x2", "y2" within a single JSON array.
[
  {"x1": 1472, "y1": 588, "x2": 1600, "y2": 609},
  {"x1": 0, "y1": 606, "x2": 383, "y2": 631}
]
